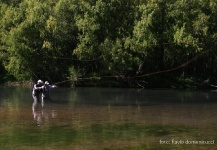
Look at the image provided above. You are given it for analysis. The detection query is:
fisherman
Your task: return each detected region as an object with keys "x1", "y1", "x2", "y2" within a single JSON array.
[
  {"x1": 41, "y1": 81, "x2": 57, "y2": 101},
  {"x1": 32, "y1": 79, "x2": 43, "y2": 102}
]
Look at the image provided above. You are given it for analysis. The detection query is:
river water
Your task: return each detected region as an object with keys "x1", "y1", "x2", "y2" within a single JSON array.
[{"x1": 0, "y1": 86, "x2": 217, "y2": 150}]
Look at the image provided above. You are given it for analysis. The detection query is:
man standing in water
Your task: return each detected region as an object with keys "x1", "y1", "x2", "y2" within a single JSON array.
[
  {"x1": 32, "y1": 80, "x2": 44, "y2": 111},
  {"x1": 32, "y1": 79, "x2": 43, "y2": 102},
  {"x1": 41, "y1": 81, "x2": 57, "y2": 102}
]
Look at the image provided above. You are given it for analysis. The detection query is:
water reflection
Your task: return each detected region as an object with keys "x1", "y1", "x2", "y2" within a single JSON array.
[{"x1": 32, "y1": 100, "x2": 56, "y2": 126}]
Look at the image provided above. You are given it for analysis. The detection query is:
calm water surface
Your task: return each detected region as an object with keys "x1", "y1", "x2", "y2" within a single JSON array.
[{"x1": 0, "y1": 86, "x2": 217, "y2": 150}]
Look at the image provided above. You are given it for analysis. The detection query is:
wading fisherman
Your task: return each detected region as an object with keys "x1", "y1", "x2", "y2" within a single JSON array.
[
  {"x1": 41, "y1": 81, "x2": 57, "y2": 101},
  {"x1": 32, "y1": 80, "x2": 43, "y2": 102}
]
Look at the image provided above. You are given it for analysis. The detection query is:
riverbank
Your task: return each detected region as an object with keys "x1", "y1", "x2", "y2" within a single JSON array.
[
  {"x1": 1, "y1": 81, "x2": 34, "y2": 87},
  {"x1": 73, "y1": 75, "x2": 215, "y2": 90},
  {"x1": 1, "y1": 76, "x2": 215, "y2": 90}
]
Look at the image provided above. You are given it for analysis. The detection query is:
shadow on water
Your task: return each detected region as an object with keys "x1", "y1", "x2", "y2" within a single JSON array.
[{"x1": 0, "y1": 86, "x2": 217, "y2": 150}]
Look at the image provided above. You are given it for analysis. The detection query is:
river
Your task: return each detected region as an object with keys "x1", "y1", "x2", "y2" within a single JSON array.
[{"x1": 0, "y1": 86, "x2": 216, "y2": 149}]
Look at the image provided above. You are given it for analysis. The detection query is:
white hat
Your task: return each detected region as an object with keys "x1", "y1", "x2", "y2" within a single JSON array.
[
  {"x1": 37, "y1": 80, "x2": 43, "y2": 84},
  {"x1": 45, "y1": 81, "x2": 49, "y2": 85}
]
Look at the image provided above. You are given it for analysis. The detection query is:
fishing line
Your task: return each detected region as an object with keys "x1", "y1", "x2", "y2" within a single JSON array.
[
  {"x1": 128, "y1": 53, "x2": 201, "y2": 78},
  {"x1": 86, "y1": 53, "x2": 201, "y2": 80},
  {"x1": 53, "y1": 52, "x2": 201, "y2": 85},
  {"x1": 48, "y1": 41, "x2": 204, "y2": 84}
]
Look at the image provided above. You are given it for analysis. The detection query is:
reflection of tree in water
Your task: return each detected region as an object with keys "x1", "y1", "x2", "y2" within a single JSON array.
[{"x1": 32, "y1": 100, "x2": 56, "y2": 126}]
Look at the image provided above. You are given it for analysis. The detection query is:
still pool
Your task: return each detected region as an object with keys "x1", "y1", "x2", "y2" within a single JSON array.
[{"x1": 0, "y1": 86, "x2": 217, "y2": 149}]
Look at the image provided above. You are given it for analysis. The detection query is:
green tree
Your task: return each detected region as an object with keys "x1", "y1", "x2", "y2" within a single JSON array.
[
  {"x1": 2, "y1": 0, "x2": 50, "y2": 80},
  {"x1": 1, "y1": 0, "x2": 217, "y2": 87}
]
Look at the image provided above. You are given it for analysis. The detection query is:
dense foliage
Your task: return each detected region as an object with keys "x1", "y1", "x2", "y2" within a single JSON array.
[{"x1": 1, "y1": 0, "x2": 217, "y2": 87}]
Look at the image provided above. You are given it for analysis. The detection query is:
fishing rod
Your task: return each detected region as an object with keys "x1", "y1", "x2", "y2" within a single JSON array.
[{"x1": 53, "y1": 79, "x2": 76, "y2": 85}]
